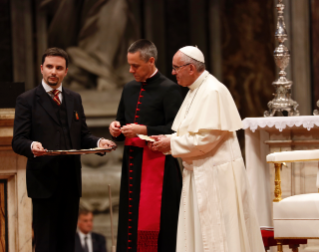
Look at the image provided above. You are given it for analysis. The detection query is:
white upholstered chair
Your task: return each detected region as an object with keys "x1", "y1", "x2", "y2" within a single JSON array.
[{"x1": 266, "y1": 150, "x2": 319, "y2": 252}]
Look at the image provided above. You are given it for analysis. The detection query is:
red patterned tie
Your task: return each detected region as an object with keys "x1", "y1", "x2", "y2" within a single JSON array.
[{"x1": 52, "y1": 89, "x2": 61, "y2": 106}]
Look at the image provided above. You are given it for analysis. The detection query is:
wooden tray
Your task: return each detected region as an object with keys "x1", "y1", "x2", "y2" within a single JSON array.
[{"x1": 44, "y1": 146, "x2": 116, "y2": 156}]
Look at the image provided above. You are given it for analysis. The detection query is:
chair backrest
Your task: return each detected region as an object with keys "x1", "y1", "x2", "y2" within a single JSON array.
[
  {"x1": 267, "y1": 150, "x2": 319, "y2": 164},
  {"x1": 267, "y1": 150, "x2": 319, "y2": 195}
]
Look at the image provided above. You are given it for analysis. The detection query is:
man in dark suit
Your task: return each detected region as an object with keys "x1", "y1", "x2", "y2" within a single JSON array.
[
  {"x1": 12, "y1": 47, "x2": 116, "y2": 252},
  {"x1": 75, "y1": 209, "x2": 107, "y2": 252}
]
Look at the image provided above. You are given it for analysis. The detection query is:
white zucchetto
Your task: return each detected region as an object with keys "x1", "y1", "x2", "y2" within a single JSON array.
[{"x1": 179, "y1": 46, "x2": 205, "y2": 63}]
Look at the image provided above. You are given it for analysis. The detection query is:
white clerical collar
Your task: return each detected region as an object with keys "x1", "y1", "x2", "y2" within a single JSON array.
[
  {"x1": 149, "y1": 68, "x2": 158, "y2": 78},
  {"x1": 42, "y1": 79, "x2": 63, "y2": 93},
  {"x1": 188, "y1": 70, "x2": 208, "y2": 91},
  {"x1": 77, "y1": 229, "x2": 91, "y2": 240}
]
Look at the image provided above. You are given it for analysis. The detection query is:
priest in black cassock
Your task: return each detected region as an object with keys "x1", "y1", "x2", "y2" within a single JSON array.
[{"x1": 109, "y1": 40, "x2": 183, "y2": 252}]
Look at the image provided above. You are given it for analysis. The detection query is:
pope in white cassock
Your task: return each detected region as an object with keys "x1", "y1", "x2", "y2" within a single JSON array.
[{"x1": 151, "y1": 46, "x2": 264, "y2": 252}]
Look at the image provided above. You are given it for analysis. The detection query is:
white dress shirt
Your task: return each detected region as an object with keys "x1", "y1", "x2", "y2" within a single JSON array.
[
  {"x1": 42, "y1": 79, "x2": 63, "y2": 102},
  {"x1": 78, "y1": 230, "x2": 93, "y2": 252}
]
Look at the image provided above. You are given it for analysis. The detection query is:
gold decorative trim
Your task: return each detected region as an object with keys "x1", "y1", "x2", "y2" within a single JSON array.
[
  {"x1": 273, "y1": 163, "x2": 282, "y2": 202},
  {"x1": 276, "y1": 239, "x2": 283, "y2": 252}
]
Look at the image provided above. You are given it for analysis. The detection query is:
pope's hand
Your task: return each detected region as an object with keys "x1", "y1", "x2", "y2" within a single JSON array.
[
  {"x1": 149, "y1": 135, "x2": 171, "y2": 153},
  {"x1": 32, "y1": 142, "x2": 47, "y2": 157},
  {"x1": 109, "y1": 121, "x2": 122, "y2": 137},
  {"x1": 147, "y1": 137, "x2": 156, "y2": 150},
  {"x1": 121, "y1": 124, "x2": 146, "y2": 138}
]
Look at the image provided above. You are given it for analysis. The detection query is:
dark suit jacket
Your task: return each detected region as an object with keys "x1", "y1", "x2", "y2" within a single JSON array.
[
  {"x1": 75, "y1": 232, "x2": 107, "y2": 252},
  {"x1": 12, "y1": 84, "x2": 100, "y2": 199}
]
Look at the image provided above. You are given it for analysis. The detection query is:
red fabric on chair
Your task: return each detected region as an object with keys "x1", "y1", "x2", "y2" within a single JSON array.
[{"x1": 261, "y1": 230, "x2": 307, "y2": 248}]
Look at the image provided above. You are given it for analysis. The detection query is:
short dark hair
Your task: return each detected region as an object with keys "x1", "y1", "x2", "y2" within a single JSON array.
[
  {"x1": 128, "y1": 39, "x2": 158, "y2": 62},
  {"x1": 78, "y1": 208, "x2": 92, "y2": 217},
  {"x1": 41, "y1": 47, "x2": 69, "y2": 68}
]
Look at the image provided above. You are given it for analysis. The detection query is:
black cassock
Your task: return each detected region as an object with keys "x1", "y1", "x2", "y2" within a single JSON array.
[{"x1": 115, "y1": 71, "x2": 183, "y2": 252}]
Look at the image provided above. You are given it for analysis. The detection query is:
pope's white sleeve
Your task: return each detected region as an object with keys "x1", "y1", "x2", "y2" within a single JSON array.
[{"x1": 170, "y1": 130, "x2": 228, "y2": 159}]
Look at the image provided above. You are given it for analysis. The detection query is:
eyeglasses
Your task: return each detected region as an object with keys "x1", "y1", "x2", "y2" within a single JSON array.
[{"x1": 172, "y1": 63, "x2": 191, "y2": 71}]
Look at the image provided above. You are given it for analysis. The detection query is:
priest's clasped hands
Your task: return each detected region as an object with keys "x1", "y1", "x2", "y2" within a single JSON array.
[
  {"x1": 109, "y1": 121, "x2": 171, "y2": 153},
  {"x1": 109, "y1": 121, "x2": 147, "y2": 139}
]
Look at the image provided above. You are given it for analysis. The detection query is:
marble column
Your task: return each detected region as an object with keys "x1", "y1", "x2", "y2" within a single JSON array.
[
  {"x1": 10, "y1": 0, "x2": 35, "y2": 90},
  {"x1": 0, "y1": 109, "x2": 32, "y2": 252},
  {"x1": 290, "y1": 0, "x2": 312, "y2": 115}
]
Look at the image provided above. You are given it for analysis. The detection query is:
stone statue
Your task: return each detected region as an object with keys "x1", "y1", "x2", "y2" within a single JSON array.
[{"x1": 40, "y1": 0, "x2": 137, "y2": 90}]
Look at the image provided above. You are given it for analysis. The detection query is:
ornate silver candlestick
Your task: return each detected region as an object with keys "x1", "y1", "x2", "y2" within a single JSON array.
[{"x1": 264, "y1": 0, "x2": 299, "y2": 117}]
